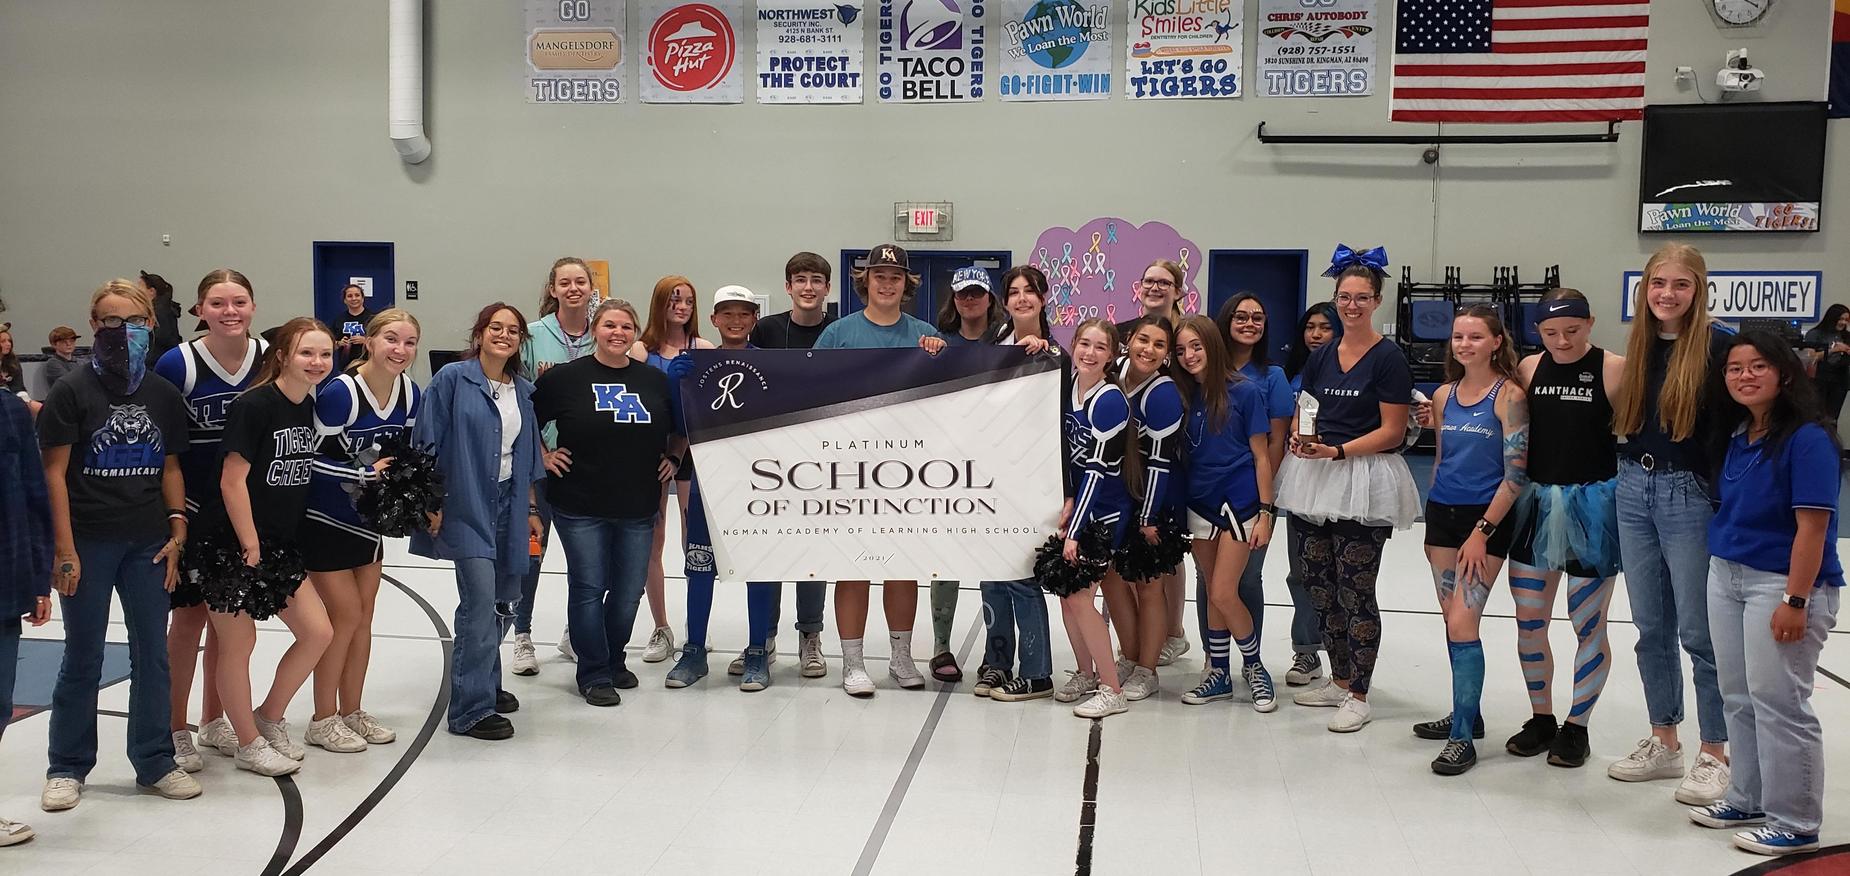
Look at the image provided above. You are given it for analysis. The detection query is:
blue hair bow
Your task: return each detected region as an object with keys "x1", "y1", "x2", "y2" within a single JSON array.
[{"x1": 1323, "y1": 244, "x2": 1389, "y2": 278}]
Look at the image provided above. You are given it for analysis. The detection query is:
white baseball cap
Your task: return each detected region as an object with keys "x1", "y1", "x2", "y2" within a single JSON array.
[{"x1": 712, "y1": 285, "x2": 759, "y2": 311}]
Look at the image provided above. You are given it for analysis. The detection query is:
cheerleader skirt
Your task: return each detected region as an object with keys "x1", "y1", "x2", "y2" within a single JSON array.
[{"x1": 1275, "y1": 452, "x2": 1421, "y2": 530}]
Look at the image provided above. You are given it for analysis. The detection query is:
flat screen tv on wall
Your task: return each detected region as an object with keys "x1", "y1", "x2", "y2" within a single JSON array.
[{"x1": 1638, "y1": 101, "x2": 1827, "y2": 233}]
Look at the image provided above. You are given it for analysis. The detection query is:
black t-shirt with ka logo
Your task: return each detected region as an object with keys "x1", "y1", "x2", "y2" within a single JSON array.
[
  {"x1": 531, "y1": 355, "x2": 675, "y2": 519},
  {"x1": 215, "y1": 384, "x2": 318, "y2": 542}
]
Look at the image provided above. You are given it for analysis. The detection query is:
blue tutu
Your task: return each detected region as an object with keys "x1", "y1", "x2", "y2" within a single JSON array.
[{"x1": 1511, "y1": 478, "x2": 1621, "y2": 578}]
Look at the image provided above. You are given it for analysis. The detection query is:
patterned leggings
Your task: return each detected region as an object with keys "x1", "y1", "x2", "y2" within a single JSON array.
[{"x1": 1301, "y1": 518, "x2": 1391, "y2": 695}]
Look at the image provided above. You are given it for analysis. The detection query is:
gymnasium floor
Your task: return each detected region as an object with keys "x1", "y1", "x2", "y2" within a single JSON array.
[{"x1": 3, "y1": 506, "x2": 1847, "y2": 875}]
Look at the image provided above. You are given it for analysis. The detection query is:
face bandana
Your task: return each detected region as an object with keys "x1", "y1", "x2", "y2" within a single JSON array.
[{"x1": 91, "y1": 323, "x2": 151, "y2": 394}]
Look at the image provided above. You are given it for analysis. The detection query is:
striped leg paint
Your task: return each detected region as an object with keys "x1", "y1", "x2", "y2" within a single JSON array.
[
  {"x1": 1509, "y1": 562, "x2": 1560, "y2": 715},
  {"x1": 1564, "y1": 574, "x2": 1616, "y2": 725}
]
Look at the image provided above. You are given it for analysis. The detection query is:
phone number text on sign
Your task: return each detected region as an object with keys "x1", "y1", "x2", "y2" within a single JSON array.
[{"x1": 1256, "y1": 0, "x2": 1375, "y2": 97}]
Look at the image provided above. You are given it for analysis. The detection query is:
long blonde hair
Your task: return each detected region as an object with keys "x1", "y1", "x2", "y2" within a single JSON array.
[
  {"x1": 1614, "y1": 243, "x2": 1712, "y2": 441},
  {"x1": 345, "y1": 308, "x2": 422, "y2": 374}
]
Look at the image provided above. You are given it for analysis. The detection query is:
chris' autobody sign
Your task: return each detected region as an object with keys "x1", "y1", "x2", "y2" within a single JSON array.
[
  {"x1": 1621, "y1": 271, "x2": 1824, "y2": 322},
  {"x1": 679, "y1": 346, "x2": 1062, "y2": 581}
]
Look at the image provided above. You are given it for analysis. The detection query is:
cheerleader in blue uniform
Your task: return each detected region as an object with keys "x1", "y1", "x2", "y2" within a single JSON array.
[
  {"x1": 153, "y1": 269, "x2": 266, "y2": 772},
  {"x1": 301, "y1": 309, "x2": 422, "y2": 753},
  {"x1": 1048, "y1": 319, "x2": 1135, "y2": 720},
  {"x1": 1103, "y1": 316, "x2": 1185, "y2": 703},
  {"x1": 1171, "y1": 316, "x2": 1278, "y2": 713}
]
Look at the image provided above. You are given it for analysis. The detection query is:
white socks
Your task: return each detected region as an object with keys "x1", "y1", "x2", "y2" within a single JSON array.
[
  {"x1": 842, "y1": 638, "x2": 866, "y2": 672},
  {"x1": 889, "y1": 630, "x2": 914, "y2": 664}
]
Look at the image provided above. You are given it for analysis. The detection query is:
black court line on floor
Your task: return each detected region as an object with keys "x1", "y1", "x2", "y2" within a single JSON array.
[
  {"x1": 276, "y1": 573, "x2": 452, "y2": 876},
  {"x1": 1075, "y1": 719, "x2": 1103, "y2": 875}
]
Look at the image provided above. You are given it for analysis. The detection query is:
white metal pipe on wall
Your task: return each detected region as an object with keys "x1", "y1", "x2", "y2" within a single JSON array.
[{"x1": 388, "y1": 0, "x2": 430, "y2": 164}]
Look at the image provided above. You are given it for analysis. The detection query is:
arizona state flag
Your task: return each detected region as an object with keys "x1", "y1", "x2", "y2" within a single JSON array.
[{"x1": 1834, "y1": 0, "x2": 1850, "y2": 117}]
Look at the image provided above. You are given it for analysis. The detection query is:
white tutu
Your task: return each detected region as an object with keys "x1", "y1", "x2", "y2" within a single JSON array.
[{"x1": 1275, "y1": 452, "x2": 1421, "y2": 530}]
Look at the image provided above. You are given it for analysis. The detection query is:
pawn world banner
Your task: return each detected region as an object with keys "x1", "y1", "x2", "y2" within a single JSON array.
[{"x1": 680, "y1": 346, "x2": 1062, "y2": 582}]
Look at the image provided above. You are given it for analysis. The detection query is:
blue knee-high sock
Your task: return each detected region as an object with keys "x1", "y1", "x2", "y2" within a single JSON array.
[
  {"x1": 1234, "y1": 630, "x2": 1261, "y2": 668},
  {"x1": 686, "y1": 571, "x2": 714, "y2": 650},
  {"x1": 747, "y1": 582, "x2": 777, "y2": 648},
  {"x1": 1447, "y1": 639, "x2": 1485, "y2": 742},
  {"x1": 1207, "y1": 628, "x2": 1231, "y2": 671}
]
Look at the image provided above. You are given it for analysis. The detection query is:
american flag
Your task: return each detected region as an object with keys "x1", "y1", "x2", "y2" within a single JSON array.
[{"x1": 1390, "y1": 0, "x2": 1650, "y2": 124}]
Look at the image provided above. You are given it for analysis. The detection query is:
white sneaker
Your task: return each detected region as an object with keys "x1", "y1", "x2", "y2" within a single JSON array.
[
  {"x1": 1293, "y1": 680, "x2": 1348, "y2": 707},
  {"x1": 1055, "y1": 670, "x2": 1099, "y2": 704},
  {"x1": 306, "y1": 716, "x2": 368, "y2": 753},
  {"x1": 342, "y1": 709, "x2": 397, "y2": 744},
  {"x1": 557, "y1": 626, "x2": 577, "y2": 662},
  {"x1": 236, "y1": 738, "x2": 301, "y2": 777},
  {"x1": 39, "y1": 778, "x2": 81, "y2": 812},
  {"x1": 0, "y1": 817, "x2": 33, "y2": 847},
  {"x1": 841, "y1": 665, "x2": 876, "y2": 698},
  {"x1": 889, "y1": 652, "x2": 926, "y2": 690},
  {"x1": 1608, "y1": 738, "x2": 1685, "y2": 783},
  {"x1": 1073, "y1": 687, "x2": 1130, "y2": 719},
  {"x1": 800, "y1": 632, "x2": 826, "y2": 678},
  {"x1": 171, "y1": 730, "x2": 205, "y2": 773},
  {"x1": 197, "y1": 716, "x2": 237, "y2": 756},
  {"x1": 1114, "y1": 657, "x2": 1136, "y2": 684},
  {"x1": 1328, "y1": 695, "x2": 1372, "y2": 733},
  {"x1": 1157, "y1": 636, "x2": 1190, "y2": 667},
  {"x1": 255, "y1": 714, "x2": 305, "y2": 761},
  {"x1": 511, "y1": 633, "x2": 538, "y2": 676},
  {"x1": 1120, "y1": 666, "x2": 1158, "y2": 702},
  {"x1": 139, "y1": 769, "x2": 202, "y2": 800},
  {"x1": 1675, "y1": 753, "x2": 1731, "y2": 806},
  {"x1": 643, "y1": 626, "x2": 675, "y2": 663}
]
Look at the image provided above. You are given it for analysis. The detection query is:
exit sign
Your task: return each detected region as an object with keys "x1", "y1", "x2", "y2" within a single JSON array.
[{"x1": 894, "y1": 201, "x2": 953, "y2": 241}]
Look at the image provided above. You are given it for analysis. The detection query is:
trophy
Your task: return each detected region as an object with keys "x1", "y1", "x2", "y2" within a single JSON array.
[{"x1": 1295, "y1": 391, "x2": 1320, "y2": 445}]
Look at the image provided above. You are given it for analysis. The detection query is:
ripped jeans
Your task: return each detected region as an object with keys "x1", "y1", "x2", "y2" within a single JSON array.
[{"x1": 448, "y1": 481, "x2": 522, "y2": 734}]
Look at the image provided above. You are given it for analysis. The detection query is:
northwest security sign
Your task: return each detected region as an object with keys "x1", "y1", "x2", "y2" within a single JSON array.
[
  {"x1": 679, "y1": 346, "x2": 1062, "y2": 581},
  {"x1": 878, "y1": 0, "x2": 988, "y2": 102},
  {"x1": 1620, "y1": 271, "x2": 1824, "y2": 322},
  {"x1": 757, "y1": 1, "x2": 865, "y2": 103},
  {"x1": 998, "y1": 1, "x2": 1113, "y2": 101}
]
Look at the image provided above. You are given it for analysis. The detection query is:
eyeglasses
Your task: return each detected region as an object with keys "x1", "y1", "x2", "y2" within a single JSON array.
[
  {"x1": 952, "y1": 288, "x2": 989, "y2": 299},
  {"x1": 1137, "y1": 278, "x2": 1176, "y2": 290},
  {"x1": 1724, "y1": 361, "x2": 1775, "y2": 379},
  {"x1": 1335, "y1": 294, "x2": 1377, "y2": 305},
  {"x1": 1229, "y1": 312, "x2": 1265, "y2": 325},
  {"x1": 97, "y1": 316, "x2": 150, "y2": 329}
]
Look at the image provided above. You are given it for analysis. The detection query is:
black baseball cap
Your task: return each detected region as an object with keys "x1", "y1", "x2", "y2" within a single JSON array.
[{"x1": 865, "y1": 244, "x2": 909, "y2": 272}]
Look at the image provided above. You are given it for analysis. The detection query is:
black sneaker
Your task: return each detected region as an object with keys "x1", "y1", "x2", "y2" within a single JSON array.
[
  {"x1": 973, "y1": 665, "x2": 1010, "y2": 698},
  {"x1": 1505, "y1": 713, "x2": 1558, "y2": 757},
  {"x1": 1412, "y1": 714, "x2": 1485, "y2": 741},
  {"x1": 1546, "y1": 721, "x2": 1590, "y2": 768},
  {"x1": 988, "y1": 677, "x2": 1054, "y2": 702},
  {"x1": 1431, "y1": 739, "x2": 1477, "y2": 776},
  {"x1": 583, "y1": 685, "x2": 623, "y2": 707},
  {"x1": 464, "y1": 715, "x2": 514, "y2": 740},
  {"x1": 495, "y1": 689, "x2": 520, "y2": 714},
  {"x1": 612, "y1": 667, "x2": 639, "y2": 690}
]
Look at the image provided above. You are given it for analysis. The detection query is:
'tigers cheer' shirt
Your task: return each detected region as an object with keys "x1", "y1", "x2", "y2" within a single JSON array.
[
  {"x1": 216, "y1": 384, "x2": 318, "y2": 541},
  {"x1": 531, "y1": 356, "x2": 675, "y2": 519}
]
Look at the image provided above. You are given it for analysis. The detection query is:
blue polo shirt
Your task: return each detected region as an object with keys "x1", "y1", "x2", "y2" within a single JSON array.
[
  {"x1": 1239, "y1": 360, "x2": 1294, "y2": 422},
  {"x1": 1709, "y1": 422, "x2": 1844, "y2": 587}
]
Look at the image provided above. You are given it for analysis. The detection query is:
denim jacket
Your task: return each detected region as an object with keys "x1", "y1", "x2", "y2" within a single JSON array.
[
  {"x1": 0, "y1": 393, "x2": 52, "y2": 618},
  {"x1": 409, "y1": 358, "x2": 545, "y2": 567}
]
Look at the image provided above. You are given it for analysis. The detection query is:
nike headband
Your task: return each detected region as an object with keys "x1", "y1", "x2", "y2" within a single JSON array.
[{"x1": 1536, "y1": 298, "x2": 1590, "y2": 323}]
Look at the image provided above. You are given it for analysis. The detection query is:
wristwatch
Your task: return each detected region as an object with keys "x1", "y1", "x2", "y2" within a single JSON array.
[
  {"x1": 1783, "y1": 593, "x2": 1809, "y2": 609},
  {"x1": 1474, "y1": 518, "x2": 1498, "y2": 537}
]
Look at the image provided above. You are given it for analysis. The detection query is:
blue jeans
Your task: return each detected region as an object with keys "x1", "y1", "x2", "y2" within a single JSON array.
[
  {"x1": 48, "y1": 537, "x2": 176, "y2": 785},
  {"x1": 0, "y1": 618, "x2": 19, "y2": 738},
  {"x1": 1283, "y1": 516, "x2": 1323, "y2": 653},
  {"x1": 555, "y1": 510, "x2": 654, "y2": 693},
  {"x1": 515, "y1": 481, "x2": 552, "y2": 636},
  {"x1": 768, "y1": 581, "x2": 827, "y2": 635},
  {"x1": 979, "y1": 579, "x2": 1052, "y2": 681},
  {"x1": 1709, "y1": 559, "x2": 1839, "y2": 835},
  {"x1": 1616, "y1": 461, "x2": 1727, "y2": 744},
  {"x1": 449, "y1": 481, "x2": 520, "y2": 733}
]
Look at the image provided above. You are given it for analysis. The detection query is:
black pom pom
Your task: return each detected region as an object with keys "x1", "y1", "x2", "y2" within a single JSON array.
[
  {"x1": 356, "y1": 434, "x2": 446, "y2": 538},
  {"x1": 1112, "y1": 516, "x2": 1190, "y2": 583},
  {"x1": 1035, "y1": 521, "x2": 1114, "y2": 597},
  {"x1": 184, "y1": 532, "x2": 305, "y2": 621}
]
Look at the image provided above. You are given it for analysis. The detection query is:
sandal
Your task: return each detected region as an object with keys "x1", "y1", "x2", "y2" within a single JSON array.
[{"x1": 930, "y1": 651, "x2": 963, "y2": 683}]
